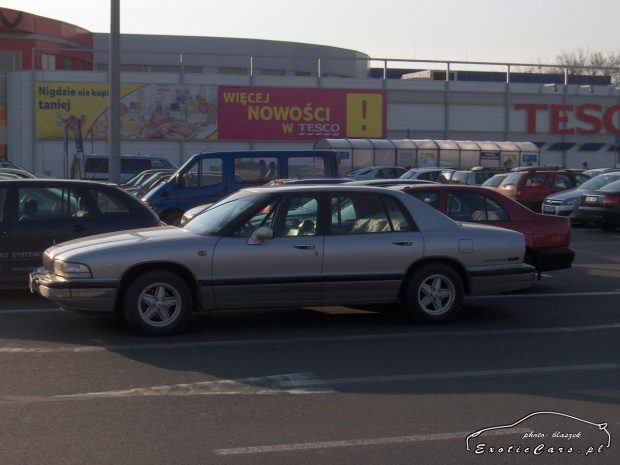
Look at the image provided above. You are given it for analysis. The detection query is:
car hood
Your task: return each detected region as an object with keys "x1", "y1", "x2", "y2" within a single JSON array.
[
  {"x1": 44, "y1": 226, "x2": 214, "y2": 264},
  {"x1": 545, "y1": 188, "x2": 583, "y2": 201}
]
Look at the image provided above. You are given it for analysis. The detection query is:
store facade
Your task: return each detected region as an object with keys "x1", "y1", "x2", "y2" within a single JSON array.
[{"x1": 2, "y1": 8, "x2": 619, "y2": 176}]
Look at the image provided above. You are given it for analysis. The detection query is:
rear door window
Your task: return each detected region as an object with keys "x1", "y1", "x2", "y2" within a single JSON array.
[
  {"x1": 330, "y1": 193, "x2": 413, "y2": 234},
  {"x1": 447, "y1": 191, "x2": 509, "y2": 222},
  {"x1": 406, "y1": 190, "x2": 440, "y2": 209},
  {"x1": 288, "y1": 156, "x2": 330, "y2": 178},
  {"x1": 234, "y1": 157, "x2": 279, "y2": 183},
  {"x1": 524, "y1": 173, "x2": 548, "y2": 187},
  {"x1": 182, "y1": 158, "x2": 223, "y2": 187}
]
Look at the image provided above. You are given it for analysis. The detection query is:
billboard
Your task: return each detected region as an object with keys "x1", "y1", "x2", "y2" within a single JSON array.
[
  {"x1": 35, "y1": 83, "x2": 219, "y2": 140},
  {"x1": 218, "y1": 87, "x2": 386, "y2": 140},
  {"x1": 34, "y1": 83, "x2": 385, "y2": 141}
]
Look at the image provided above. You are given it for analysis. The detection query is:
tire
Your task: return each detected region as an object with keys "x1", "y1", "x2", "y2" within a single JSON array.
[
  {"x1": 600, "y1": 223, "x2": 616, "y2": 231},
  {"x1": 123, "y1": 270, "x2": 193, "y2": 336},
  {"x1": 403, "y1": 264, "x2": 464, "y2": 324}
]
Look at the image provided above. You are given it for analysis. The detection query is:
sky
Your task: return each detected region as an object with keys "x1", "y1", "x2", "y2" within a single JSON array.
[{"x1": 3, "y1": 0, "x2": 619, "y2": 66}]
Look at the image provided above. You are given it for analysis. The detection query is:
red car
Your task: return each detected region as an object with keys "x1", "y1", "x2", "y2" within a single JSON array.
[
  {"x1": 496, "y1": 168, "x2": 590, "y2": 212},
  {"x1": 398, "y1": 184, "x2": 574, "y2": 276}
]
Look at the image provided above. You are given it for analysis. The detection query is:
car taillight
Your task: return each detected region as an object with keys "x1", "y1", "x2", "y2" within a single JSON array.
[{"x1": 602, "y1": 195, "x2": 620, "y2": 207}]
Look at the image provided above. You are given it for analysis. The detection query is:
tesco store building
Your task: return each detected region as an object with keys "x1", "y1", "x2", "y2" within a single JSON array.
[{"x1": 1, "y1": 8, "x2": 619, "y2": 177}]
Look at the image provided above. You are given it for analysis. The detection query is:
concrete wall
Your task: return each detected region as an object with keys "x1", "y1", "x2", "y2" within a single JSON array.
[{"x1": 8, "y1": 69, "x2": 620, "y2": 177}]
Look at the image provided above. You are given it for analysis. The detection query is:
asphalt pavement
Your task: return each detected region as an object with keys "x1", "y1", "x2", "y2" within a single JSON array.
[{"x1": 0, "y1": 226, "x2": 618, "y2": 465}]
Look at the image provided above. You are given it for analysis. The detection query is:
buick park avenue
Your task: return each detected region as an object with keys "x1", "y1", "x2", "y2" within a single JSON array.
[{"x1": 30, "y1": 185, "x2": 535, "y2": 335}]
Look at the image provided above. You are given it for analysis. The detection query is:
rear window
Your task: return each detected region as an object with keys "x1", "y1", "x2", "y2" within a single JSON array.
[
  {"x1": 451, "y1": 172, "x2": 471, "y2": 184},
  {"x1": 473, "y1": 172, "x2": 499, "y2": 185}
]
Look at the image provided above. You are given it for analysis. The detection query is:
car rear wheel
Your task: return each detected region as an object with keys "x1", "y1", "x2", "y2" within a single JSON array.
[
  {"x1": 123, "y1": 270, "x2": 193, "y2": 336},
  {"x1": 403, "y1": 264, "x2": 464, "y2": 323},
  {"x1": 600, "y1": 222, "x2": 616, "y2": 231}
]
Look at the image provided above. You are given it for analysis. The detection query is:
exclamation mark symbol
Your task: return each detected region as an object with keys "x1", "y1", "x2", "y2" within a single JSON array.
[{"x1": 361, "y1": 99, "x2": 368, "y2": 131}]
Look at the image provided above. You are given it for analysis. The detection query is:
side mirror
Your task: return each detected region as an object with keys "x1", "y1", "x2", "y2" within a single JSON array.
[
  {"x1": 248, "y1": 226, "x2": 274, "y2": 245},
  {"x1": 175, "y1": 173, "x2": 185, "y2": 188}
]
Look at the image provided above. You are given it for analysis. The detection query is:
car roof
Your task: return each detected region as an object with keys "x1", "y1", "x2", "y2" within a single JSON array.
[
  {"x1": 0, "y1": 178, "x2": 116, "y2": 187},
  {"x1": 510, "y1": 167, "x2": 584, "y2": 173},
  {"x1": 455, "y1": 167, "x2": 510, "y2": 173},
  {"x1": 397, "y1": 183, "x2": 497, "y2": 191},
  {"x1": 0, "y1": 168, "x2": 36, "y2": 178},
  {"x1": 404, "y1": 167, "x2": 452, "y2": 172},
  {"x1": 346, "y1": 179, "x2": 438, "y2": 186},
  {"x1": 245, "y1": 184, "x2": 407, "y2": 193}
]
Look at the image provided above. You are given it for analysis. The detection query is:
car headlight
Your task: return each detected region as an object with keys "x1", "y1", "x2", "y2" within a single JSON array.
[
  {"x1": 54, "y1": 260, "x2": 92, "y2": 278},
  {"x1": 563, "y1": 198, "x2": 580, "y2": 206}
]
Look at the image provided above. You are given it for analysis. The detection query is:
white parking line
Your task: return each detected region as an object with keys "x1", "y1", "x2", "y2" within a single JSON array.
[
  {"x1": 213, "y1": 427, "x2": 533, "y2": 455},
  {"x1": 275, "y1": 364, "x2": 619, "y2": 388}
]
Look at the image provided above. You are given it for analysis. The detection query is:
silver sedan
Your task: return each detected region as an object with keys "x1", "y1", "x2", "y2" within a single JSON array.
[{"x1": 30, "y1": 185, "x2": 535, "y2": 336}]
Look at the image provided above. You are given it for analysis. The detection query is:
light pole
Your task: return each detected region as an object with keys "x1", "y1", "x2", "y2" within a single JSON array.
[{"x1": 109, "y1": 0, "x2": 121, "y2": 184}]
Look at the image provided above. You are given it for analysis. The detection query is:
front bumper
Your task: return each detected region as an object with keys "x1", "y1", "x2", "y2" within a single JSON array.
[
  {"x1": 30, "y1": 267, "x2": 117, "y2": 313},
  {"x1": 542, "y1": 203, "x2": 578, "y2": 218}
]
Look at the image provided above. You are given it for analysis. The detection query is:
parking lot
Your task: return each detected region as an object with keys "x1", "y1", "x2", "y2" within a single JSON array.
[{"x1": 0, "y1": 226, "x2": 618, "y2": 464}]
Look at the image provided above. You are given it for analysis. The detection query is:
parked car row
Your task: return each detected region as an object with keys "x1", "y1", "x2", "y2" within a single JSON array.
[
  {"x1": 542, "y1": 170, "x2": 620, "y2": 222},
  {"x1": 7, "y1": 157, "x2": 617, "y2": 337},
  {"x1": 572, "y1": 179, "x2": 620, "y2": 230}
]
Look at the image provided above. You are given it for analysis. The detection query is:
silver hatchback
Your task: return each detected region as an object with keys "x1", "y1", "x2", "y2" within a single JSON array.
[
  {"x1": 30, "y1": 185, "x2": 535, "y2": 335},
  {"x1": 542, "y1": 172, "x2": 620, "y2": 220}
]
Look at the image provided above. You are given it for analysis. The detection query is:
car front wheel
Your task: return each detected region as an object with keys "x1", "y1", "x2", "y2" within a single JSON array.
[
  {"x1": 123, "y1": 270, "x2": 193, "y2": 336},
  {"x1": 403, "y1": 264, "x2": 464, "y2": 323}
]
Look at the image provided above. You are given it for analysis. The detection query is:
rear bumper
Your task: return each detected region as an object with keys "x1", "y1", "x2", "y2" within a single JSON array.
[
  {"x1": 528, "y1": 246, "x2": 575, "y2": 273},
  {"x1": 30, "y1": 267, "x2": 117, "y2": 313},
  {"x1": 574, "y1": 207, "x2": 620, "y2": 226},
  {"x1": 468, "y1": 264, "x2": 535, "y2": 296}
]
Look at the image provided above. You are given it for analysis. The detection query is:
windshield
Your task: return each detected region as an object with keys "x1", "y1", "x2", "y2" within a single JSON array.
[
  {"x1": 482, "y1": 175, "x2": 506, "y2": 187},
  {"x1": 346, "y1": 168, "x2": 372, "y2": 176},
  {"x1": 600, "y1": 179, "x2": 620, "y2": 191},
  {"x1": 400, "y1": 170, "x2": 416, "y2": 179},
  {"x1": 451, "y1": 172, "x2": 470, "y2": 184},
  {"x1": 183, "y1": 190, "x2": 268, "y2": 235},
  {"x1": 579, "y1": 173, "x2": 620, "y2": 190},
  {"x1": 499, "y1": 172, "x2": 522, "y2": 186}
]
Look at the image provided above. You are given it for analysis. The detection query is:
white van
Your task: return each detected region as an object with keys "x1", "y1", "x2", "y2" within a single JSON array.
[{"x1": 79, "y1": 154, "x2": 177, "y2": 183}]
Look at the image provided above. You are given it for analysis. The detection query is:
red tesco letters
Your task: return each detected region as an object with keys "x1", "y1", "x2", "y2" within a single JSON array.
[{"x1": 516, "y1": 103, "x2": 620, "y2": 134}]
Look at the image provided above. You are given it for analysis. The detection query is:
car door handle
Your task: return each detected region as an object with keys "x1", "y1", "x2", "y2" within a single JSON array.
[
  {"x1": 392, "y1": 241, "x2": 413, "y2": 246},
  {"x1": 72, "y1": 225, "x2": 88, "y2": 233},
  {"x1": 294, "y1": 245, "x2": 316, "y2": 250}
]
